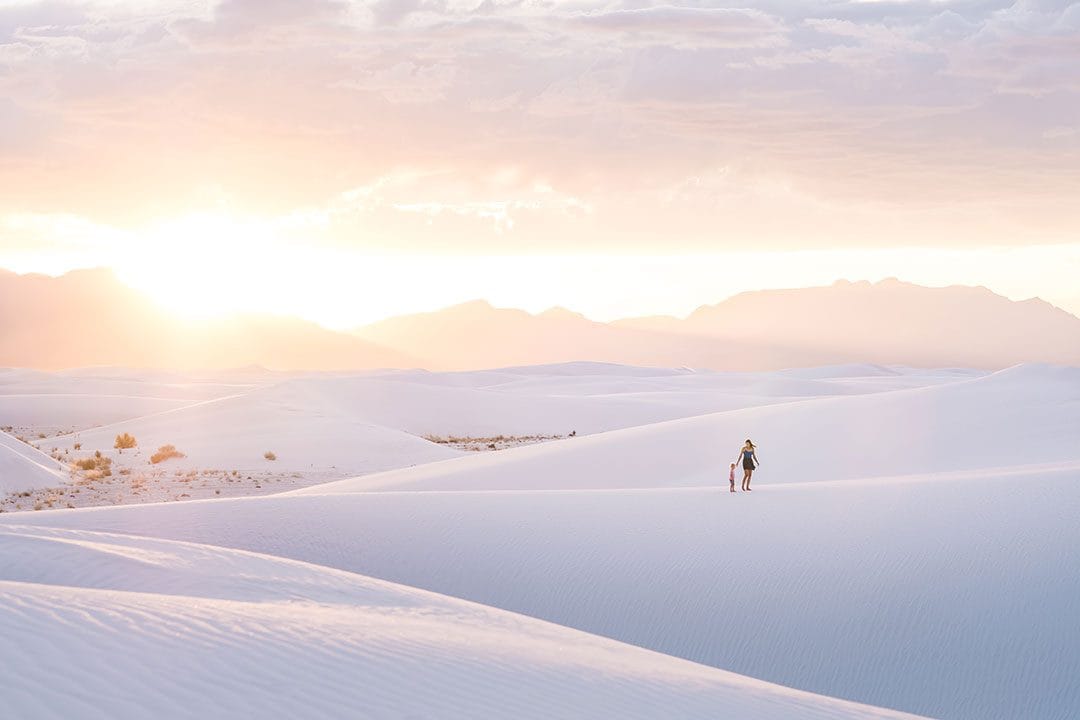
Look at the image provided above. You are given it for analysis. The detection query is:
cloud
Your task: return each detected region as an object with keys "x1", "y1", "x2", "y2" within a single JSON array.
[
  {"x1": 1043, "y1": 125, "x2": 1080, "y2": 139},
  {"x1": 172, "y1": 0, "x2": 349, "y2": 44},
  {"x1": 0, "y1": 1, "x2": 90, "y2": 43},
  {"x1": 570, "y1": 5, "x2": 784, "y2": 48},
  {"x1": 370, "y1": 0, "x2": 431, "y2": 27},
  {"x1": 0, "y1": 0, "x2": 1078, "y2": 256}
]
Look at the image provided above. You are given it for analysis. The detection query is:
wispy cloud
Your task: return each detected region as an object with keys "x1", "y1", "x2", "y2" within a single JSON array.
[{"x1": 0, "y1": 0, "x2": 1077, "y2": 255}]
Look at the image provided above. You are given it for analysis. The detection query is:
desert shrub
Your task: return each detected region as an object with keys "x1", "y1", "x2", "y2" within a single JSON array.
[
  {"x1": 75, "y1": 453, "x2": 113, "y2": 477},
  {"x1": 150, "y1": 445, "x2": 185, "y2": 464},
  {"x1": 114, "y1": 433, "x2": 137, "y2": 451},
  {"x1": 74, "y1": 442, "x2": 81, "y2": 450},
  {"x1": 264, "y1": 451, "x2": 277, "y2": 461},
  {"x1": 37, "y1": 432, "x2": 46, "y2": 439},
  {"x1": 33, "y1": 502, "x2": 43, "y2": 511}
]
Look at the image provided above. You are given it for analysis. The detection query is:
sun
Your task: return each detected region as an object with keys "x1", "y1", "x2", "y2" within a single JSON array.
[
  {"x1": 114, "y1": 213, "x2": 297, "y2": 320},
  {"x1": 111, "y1": 212, "x2": 420, "y2": 329}
]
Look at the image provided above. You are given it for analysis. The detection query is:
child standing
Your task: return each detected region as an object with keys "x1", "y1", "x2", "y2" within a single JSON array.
[{"x1": 729, "y1": 462, "x2": 736, "y2": 493}]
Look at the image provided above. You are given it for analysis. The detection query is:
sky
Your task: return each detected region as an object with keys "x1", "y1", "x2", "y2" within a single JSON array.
[{"x1": 1, "y1": 0, "x2": 1078, "y2": 326}]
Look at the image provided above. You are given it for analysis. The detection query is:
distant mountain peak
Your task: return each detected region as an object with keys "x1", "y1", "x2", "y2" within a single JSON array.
[
  {"x1": 539, "y1": 306, "x2": 586, "y2": 321},
  {"x1": 0, "y1": 268, "x2": 417, "y2": 371},
  {"x1": 440, "y1": 299, "x2": 497, "y2": 314}
]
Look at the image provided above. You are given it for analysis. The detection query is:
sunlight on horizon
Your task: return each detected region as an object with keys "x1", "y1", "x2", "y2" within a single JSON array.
[
  {"x1": 8, "y1": 213, "x2": 1079, "y2": 330},
  {"x1": 87, "y1": 221, "x2": 1080, "y2": 329},
  {"x1": 3, "y1": 0, "x2": 1079, "y2": 335}
]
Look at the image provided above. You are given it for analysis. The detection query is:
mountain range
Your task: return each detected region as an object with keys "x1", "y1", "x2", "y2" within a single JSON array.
[
  {"x1": 0, "y1": 269, "x2": 415, "y2": 371},
  {"x1": 3, "y1": 269, "x2": 1078, "y2": 371}
]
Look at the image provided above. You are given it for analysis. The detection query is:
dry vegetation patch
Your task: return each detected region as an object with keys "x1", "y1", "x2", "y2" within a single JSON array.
[
  {"x1": 73, "y1": 452, "x2": 112, "y2": 478},
  {"x1": 150, "y1": 445, "x2": 186, "y2": 464},
  {"x1": 422, "y1": 433, "x2": 568, "y2": 451},
  {"x1": 114, "y1": 433, "x2": 137, "y2": 451}
]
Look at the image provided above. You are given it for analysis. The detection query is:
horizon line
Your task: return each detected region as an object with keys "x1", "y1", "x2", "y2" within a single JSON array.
[{"x1": 2, "y1": 263, "x2": 1067, "y2": 332}]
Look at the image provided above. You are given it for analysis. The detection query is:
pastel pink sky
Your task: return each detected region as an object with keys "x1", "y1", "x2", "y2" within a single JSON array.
[{"x1": 1, "y1": 0, "x2": 1079, "y2": 324}]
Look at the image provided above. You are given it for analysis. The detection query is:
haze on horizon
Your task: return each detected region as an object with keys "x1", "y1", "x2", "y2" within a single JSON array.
[{"x1": 2, "y1": 0, "x2": 1079, "y2": 327}]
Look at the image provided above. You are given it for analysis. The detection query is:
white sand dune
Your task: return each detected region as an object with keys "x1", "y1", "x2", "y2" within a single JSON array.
[
  {"x1": 44, "y1": 389, "x2": 461, "y2": 475},
  {"x1": 5, "y1": 361, "x2": 1077, "y2": 720},
  {"x1": 0, "y1": 524, "x2": 928, "y2": 720},
  {"x1": 0, "y1": 367, "x2": 268, "y2": 434},
  {"x1": 0, "y1": 394, "x2": 194, "y2": 433},
  {"x1": 11, "y1": 462, "x2": 1078, "y2": 720},
  {"x1": 25, "y1": 364, "x2": 888, "y2": 476},
  {"x1": 302, "y1": 363, "x2": 1079, "y2": 492},
  {"x1": 7, "y1": 363, "x2": 983, "y2": 480},
  {"x1": 0, "y1": 430, "x2": 64, "y2": 472},
  {"x1": 0, "y1": 431, "x2": 65, "y2": 493},
  {"x1": 376, "y1": 361, "x2": 977, "y2": 398},
  {"x1": 251, "y1": 371, "x2": 806, "y2": 438},
  {"x1": 0, "y1": 366, "x2": 263, "y2": 401}
]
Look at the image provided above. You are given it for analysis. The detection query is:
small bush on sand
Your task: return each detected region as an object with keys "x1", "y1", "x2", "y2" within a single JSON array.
[
  {"x1": 264, "y1": 451, "x2": 277, "y2": 461},
  {"x1": 151, "y1": 445, "x2": 186, "y2": 464},
  {"x1": 114, "y1": 433, "x2": 137, "y2": 451},
  {"x1": 74, "y1": 442, "x2": 81, "y2": 450},
  {"x1": 74, "y1": 454, "x2": 113, "y2": 477}
]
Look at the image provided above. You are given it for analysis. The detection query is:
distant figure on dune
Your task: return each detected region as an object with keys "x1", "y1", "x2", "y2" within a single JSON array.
[{"x1": 736, "y1": 439, "x2": 759, "y2": 492}]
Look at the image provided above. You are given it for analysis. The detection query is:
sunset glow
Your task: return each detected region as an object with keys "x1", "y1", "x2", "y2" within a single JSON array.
[{"x1": 1, "y1": 0, "x2": 1078, "y2": 324}]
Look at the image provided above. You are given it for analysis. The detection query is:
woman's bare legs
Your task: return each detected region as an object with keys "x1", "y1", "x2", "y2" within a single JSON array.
[{"x1": 742, "y1": 469, "x2": 752, "y2": 491}]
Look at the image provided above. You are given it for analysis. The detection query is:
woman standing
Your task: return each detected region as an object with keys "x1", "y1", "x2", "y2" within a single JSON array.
[{"x1": 736, "y1": 440, "x2": 758, "y2": 491}]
